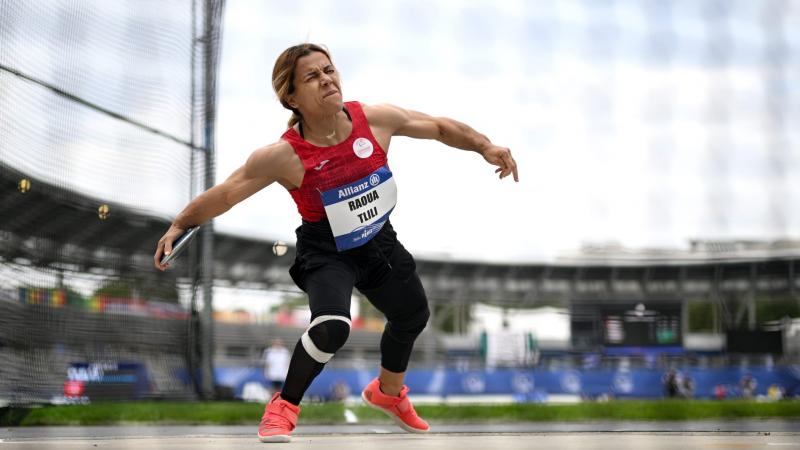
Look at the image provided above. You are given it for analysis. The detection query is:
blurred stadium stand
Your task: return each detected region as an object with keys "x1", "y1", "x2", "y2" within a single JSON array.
[
  {"x1": 4, "y1": 165, "x2": 798, "y2": 371},
  {"x1": 4, "y1": 159, "x2": 797, "y2": 303},
  {"x1": 3, "y1": 0, "x2": 799, "y2": 404}
]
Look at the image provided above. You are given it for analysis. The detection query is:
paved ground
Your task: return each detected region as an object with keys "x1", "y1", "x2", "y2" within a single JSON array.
[
  {"x1": 1, "y1": 421, "x2": 798, "y2": 449},
  {"x1": 2, "y1": 433, "x2": 800, "y2": 450}
]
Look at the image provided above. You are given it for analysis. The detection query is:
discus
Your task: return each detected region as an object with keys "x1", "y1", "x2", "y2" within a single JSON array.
[{"x1": 160, "y1": 226, "x2": 200, "y2": 265}]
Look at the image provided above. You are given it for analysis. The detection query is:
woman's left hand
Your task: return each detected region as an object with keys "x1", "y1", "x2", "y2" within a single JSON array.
[{"x1": 481, "y1": 145, "x2": 518, "y2": 182}]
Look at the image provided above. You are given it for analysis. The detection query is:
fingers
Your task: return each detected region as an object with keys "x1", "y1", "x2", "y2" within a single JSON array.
[
  {"x1": 493, "y1": 148, "x2": 518, "y2": 182},
  {"x1": 154, "y1": 243, "x2": 165, "y2": 271},
  {"x1": 154, "y1": 225, "x2": 186, "y2": 271},
  {"x1": 153, "y1": 239, "x2": 172, "y2": 271},
  {"x1": 500, "y1": 151, "x2": 516, "y2": 181},
  {"x1": 153, "y1": 243, "x2": 168, "y2": 271},
  {"x1": 504, "y1": 150, "x2": 519, "y2": 182},
  {"x1": 164, "y1": 238, "x2": 174, "y2": 258},
  {"x1": 495, "y1": 162, "x2": 509, "y2": 179}
]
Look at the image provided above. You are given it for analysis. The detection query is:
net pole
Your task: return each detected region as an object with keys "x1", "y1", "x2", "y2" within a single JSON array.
[
  {"x1": 198, "y1": 0, "x2": 220, "y2": 400},
  {"x1": 186, "y1": 0, "x2": 200, "y2": 398}
]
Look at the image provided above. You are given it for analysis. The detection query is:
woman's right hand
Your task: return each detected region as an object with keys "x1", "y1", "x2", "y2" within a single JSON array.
[
  {"x1": 151, "y1": 141, "x2": 290, "y2": 271},
  {"x1": 154, "y1": 224, "x2": 187, "y2": 271}
]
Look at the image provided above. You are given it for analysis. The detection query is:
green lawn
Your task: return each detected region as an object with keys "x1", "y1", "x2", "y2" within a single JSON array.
[{"x1": 2, "y1": 399, "x2": 799, "y2": 426}]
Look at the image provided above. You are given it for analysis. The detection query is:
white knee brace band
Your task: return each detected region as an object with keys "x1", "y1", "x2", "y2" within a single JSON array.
[{"x1": 300, "y1": 315, "x2": 352, "y2": 364}]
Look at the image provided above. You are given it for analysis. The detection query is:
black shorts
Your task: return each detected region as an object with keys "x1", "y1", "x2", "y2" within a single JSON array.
[{"x1": 289, "y1": 218, "x2": 428, "y2": 322}]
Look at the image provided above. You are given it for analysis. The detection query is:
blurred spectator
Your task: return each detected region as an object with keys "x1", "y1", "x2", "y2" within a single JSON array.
[
  {"x1": 680, "y1": 374, "x2": 694, "y2": 398},
  {"x1": 596, "y1": 393, "x2": 614, "y2": 402},
  {"x1": 739, "y1": 374, "x2": 757, "y2": 399},
  {"x1": 663, "y1": 369, "x2": 679, "y2": 398},
  {"x1": 714, "y1": 384, "x2": 728, "y2": 400},
  {"x1": 767, "y1": 384, "x2": 785, "y2": 401},
  {"x1": 263, "y1": 338, "x2": 291, "y2": 392},
  {"x1": 329, "y1": 380, "x2": 351, "y2": 402}
]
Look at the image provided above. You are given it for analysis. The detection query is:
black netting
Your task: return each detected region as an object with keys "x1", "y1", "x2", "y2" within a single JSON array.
[{"x1": 0, "y1": 0, "x2": 224, "y2": 405}]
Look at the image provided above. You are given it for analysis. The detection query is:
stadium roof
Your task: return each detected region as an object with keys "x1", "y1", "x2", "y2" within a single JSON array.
[{"x1": 2, "y1": 162, "x2": 798, "y2": 305}]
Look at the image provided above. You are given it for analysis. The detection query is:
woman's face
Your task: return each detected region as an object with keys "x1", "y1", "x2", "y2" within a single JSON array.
[{"x1": 289, "y1": 51, "x2": 343, "y2": 116}]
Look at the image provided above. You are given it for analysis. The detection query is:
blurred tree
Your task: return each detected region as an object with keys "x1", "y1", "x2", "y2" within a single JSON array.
[
  {"x1": 92, "y1": 278, "x2": 179, "y2": 304},
  {"x1": 756, "y1": 295, "x2": 800, "y2": 325},
  {"x1": 688, "y1": 299, "x2": 714, "y2": 332}
]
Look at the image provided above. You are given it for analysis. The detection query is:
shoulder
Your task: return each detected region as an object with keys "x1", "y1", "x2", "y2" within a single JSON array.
[
  {"x1": 244, "y1": 139, "x2": 296, "y2": 174},
  {"x1": 251, "y1": 139, "x2": 294, "y2": 162},
  {"x1": 361, "y1": 102, "x2": 405, "y2": 121},
  {"x1": 360, "y1": 102, "x2": 409, "y2": 129}
]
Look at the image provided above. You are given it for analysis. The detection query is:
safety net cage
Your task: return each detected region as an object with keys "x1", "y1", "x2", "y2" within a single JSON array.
[{"x1": 0, "y1": 0, "x2": 224, "y2": 405}]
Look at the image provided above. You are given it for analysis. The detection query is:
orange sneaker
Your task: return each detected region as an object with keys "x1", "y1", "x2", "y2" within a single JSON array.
[
  {"x1": 258, "y1": 392, "x2": 300, "y2": 443},
  {"x1": 361, "y1": 377, "x2": 429, "y2": 433}
]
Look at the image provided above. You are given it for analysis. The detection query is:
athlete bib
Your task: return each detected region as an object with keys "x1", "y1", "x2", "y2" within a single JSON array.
[{"x1": 320, "y1": 166, "x2": 397, "y2": 251}]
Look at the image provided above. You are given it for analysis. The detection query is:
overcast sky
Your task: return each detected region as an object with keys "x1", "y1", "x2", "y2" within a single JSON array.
[
  {"x1": 1, "y1": 1, "x2": 796, "y2": 264},
  {"x1": 0, "y1": 0, "x2": 797, "y2": 322},
  {"x1": 212, "y1": 0, "x2": 799, "y2": 263}
]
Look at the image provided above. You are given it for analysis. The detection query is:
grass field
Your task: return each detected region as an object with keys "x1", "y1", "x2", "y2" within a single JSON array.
[{"x1": 2, "y1": 399, "x2": 799, "y2": 426}]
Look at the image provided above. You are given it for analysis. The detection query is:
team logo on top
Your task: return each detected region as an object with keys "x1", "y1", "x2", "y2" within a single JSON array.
[
  {"x1": 369, "y1": 173, "x2": 380, "y2": 186},
  {"x1": 353, "y1": 137, "x2": 374, "y2": 159}
]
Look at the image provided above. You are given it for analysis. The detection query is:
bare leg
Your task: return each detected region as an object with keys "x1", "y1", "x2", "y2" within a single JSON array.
[{"x1": 378, "y1": 366, "x2": 405, "y2": 397}]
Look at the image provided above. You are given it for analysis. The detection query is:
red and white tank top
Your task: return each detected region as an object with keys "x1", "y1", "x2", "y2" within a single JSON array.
[{"x1": 282, "y1": 101, "x2": 397, "y2": 251}]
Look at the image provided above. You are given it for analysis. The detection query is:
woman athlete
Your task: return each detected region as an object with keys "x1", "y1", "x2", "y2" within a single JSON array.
[{"x1": 154, "y1": 43, "x2": 518, "y2": 443}]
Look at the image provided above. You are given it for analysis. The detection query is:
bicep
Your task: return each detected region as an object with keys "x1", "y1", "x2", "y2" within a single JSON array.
[{"x1": 380, "y1": 104, "x2": 442, "y2": 140}]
